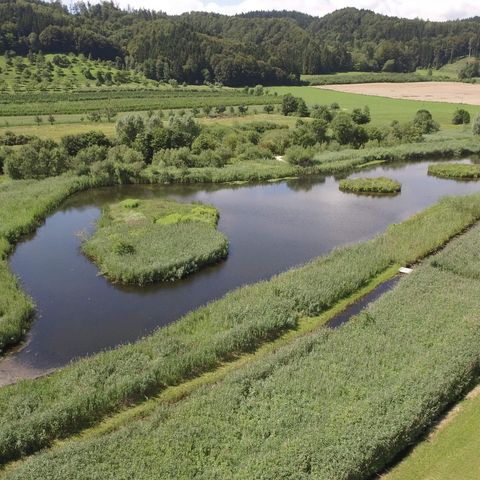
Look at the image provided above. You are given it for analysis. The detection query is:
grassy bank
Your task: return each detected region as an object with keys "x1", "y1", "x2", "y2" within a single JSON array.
[
  {"x1": 339, "y1": 176, "x2": 401, "y2": 194},
  {"x1": 428, "y1": 162, "x2": 480, "y2": 180},
  {"x1": 384, "y1": 386, "x2": 480, "y2": 480},
  {"x1": 1, "y1": 192, "x2": 480, "y2": 463},
  {"x1": 82, "y1": 198, "x2": 228, "y2": 284},
  {"x1": 4, "y1": 217, "x2": 480, "y2": 479}
]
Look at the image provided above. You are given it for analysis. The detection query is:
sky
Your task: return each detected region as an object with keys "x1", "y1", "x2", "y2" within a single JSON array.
[{"x1": 112, "y1": 0, "x2": 480, "y2": 21}]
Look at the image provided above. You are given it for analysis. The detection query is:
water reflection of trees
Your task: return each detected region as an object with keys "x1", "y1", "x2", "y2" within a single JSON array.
[{"x1": 286, "y1": 176, "x2": 325, "y2": 192}]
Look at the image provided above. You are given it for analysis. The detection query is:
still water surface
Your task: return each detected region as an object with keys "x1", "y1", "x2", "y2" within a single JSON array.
[{"x1": 4, "y1": 159, "x2": 480, "y2": 374}]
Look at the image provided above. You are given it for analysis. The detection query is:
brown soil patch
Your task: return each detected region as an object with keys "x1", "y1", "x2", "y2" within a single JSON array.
[{"x1": 315, "y1": 82, "x2": 480, "y2": 105}]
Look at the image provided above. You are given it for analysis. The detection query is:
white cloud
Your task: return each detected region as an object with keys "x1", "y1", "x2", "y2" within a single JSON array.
[{"x1": 117, "y1": 0, "x2": 480, "y2": 21}]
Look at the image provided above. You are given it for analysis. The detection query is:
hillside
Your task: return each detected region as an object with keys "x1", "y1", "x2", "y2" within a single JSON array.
[
  {"x1": 0, "y1": 53, "x2": 157, "y2": 92},
  {"x1": 1, "y1": 1, "x2": 480, "y2": 85}
]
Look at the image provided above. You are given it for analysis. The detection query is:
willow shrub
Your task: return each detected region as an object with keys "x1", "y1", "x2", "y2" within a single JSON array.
[
  {"x1": 1, "y1": 193, "x2": 480, "y2": 463},
  {"x1": 5, "y1": 228, "x2": 480, "y2": 479}
]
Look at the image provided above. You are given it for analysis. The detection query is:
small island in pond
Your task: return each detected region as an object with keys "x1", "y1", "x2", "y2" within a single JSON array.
[
  {"x1": 339, "y1": 177, "x2": 402, "y2": 195},
  {"x1": 82, "y1": 198, "x2": 229, "y2": 285},
  {"x1": 428, "y1": 163, "x2": 480, "y2": 180}
]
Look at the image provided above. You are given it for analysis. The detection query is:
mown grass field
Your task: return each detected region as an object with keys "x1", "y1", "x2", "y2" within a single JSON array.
[
  {"x1": 384, "y1": 386, "x2": 480, "y2": 480},
  {"x1": 271, "y1": 86, "x2": 480, "y2": 129},
  {"x1": 83, "y1": 198, "x2": 228, "y2": 284},
  {"x1": 3, "y1": 208, "x2": 480, "y2": 479}
]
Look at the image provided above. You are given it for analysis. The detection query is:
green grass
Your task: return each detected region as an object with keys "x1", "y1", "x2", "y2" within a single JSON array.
[
  {"x1": 271, "y1": 86, "x2": 480, "y2": 129},
  {"x1": 428, "y1": 162, "x2": 480, "y2": 179},
  {"x1": 339, "y1": 176, "x2": 401, "y2": 194},
  {"x1": 1, "y1": 193, "x2": 480, "y2": 464},
  {"x1": 0, "y1": 90, "x2": 280, "y2": 117},
  {"x1": 4, "y1": 222, "x2": 480, "y2": 479},
  {"x1": 302, "y1": 71, "x2": 448, "y2": 85},
  {"x1": 384, "y1": 386, "x2": 480, "y2": 480},
  {"x1": 82, "y1": 198, "x2": 228, "y2": 284}
]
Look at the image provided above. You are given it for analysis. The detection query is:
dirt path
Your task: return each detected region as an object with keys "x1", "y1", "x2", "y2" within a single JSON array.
[{"x1": 315, "y1": 82, "x2": 480, "y2": 106}]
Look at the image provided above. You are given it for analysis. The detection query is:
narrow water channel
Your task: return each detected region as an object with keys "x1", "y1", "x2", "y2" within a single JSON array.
[{"x1": 2, "y1": 159, "x2": 480, "y2": 381}]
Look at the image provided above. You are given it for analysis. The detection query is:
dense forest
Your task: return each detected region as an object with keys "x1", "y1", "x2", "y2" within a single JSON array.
[{"x1": 1, "y1": 1, "x2": 480, "y2": 85}]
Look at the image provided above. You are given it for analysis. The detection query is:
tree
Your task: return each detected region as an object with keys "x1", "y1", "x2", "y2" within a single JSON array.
[
  {"x1": 116, "y1": 114, "x2": 145, "y2": 145},
  {"x1": 263, "y1": 105, "x2": 274, "y2": 114},
  {"x1": 238, "y1": 104, "x2": 248, "y2": 115},
  {"x1": 282, "y1": 94, "x2": 298, "y2": 116},
  {"x1": 352, "y1": 106, "x2": 371, "y2": 125},
  {"x1": 296, "y1": 98, "x2": 309, "y2": 117},
  {"x1": 48, "y1": 115, "x2": 56, "y2": 125},
  {"x1": 413, "y1": 109, "x2": 439, "y2": 134},
  {"x1": 331, "y1": 113, "x2": 356, "y2": 145},
  {"x1": 34, "y1": 115, "x2": 43, "y2": 126}
]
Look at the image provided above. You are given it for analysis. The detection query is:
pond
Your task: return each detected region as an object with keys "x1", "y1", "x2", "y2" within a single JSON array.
[{"x1": 2, "y1": 159, "x2": 480, "y2": 381}]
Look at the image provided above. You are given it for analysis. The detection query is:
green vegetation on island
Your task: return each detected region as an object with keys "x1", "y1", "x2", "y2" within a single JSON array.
[
  {"x1": 82, "y1": 198, "x2": 228, "y2": 285},
  {"x1": 428, "y1": 162, "x2": 480, "y2": 180},
  {"x1": 339, "y1": 176, "x2": 401, "y2": 194}
]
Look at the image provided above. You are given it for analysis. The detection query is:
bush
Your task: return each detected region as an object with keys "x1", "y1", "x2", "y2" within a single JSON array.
[
  {"x1": 285, "y1": 145, "x2": 315, "y2": 167},
  {"x1": 452, "y1": 108, "x2": 471, "y2": 125},
  {"x1": 4, "y1": 139, "x2": 69, "y2": 180},
  {"x1": 106, "y1": 145, "x2": 144, "y2": 164},
  {"x1": 61, "y1": 131, "x2": 112, "y2": 157},
  {"x1": 413, "y1": 109, "x2": 440, "y2": 134},
  {"x1": 116, "y1": 114, "x2": 145, "y2": 146},
  {"x1": 352, "y1": 106, "x2": 371, "y2": 124},
  {"x1": 473, "y1": 114, "x2": 480, "y2": 135}
]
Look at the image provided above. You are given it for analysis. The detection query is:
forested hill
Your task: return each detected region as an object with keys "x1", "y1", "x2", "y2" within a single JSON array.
[{"x1": 1, "y1": 1, "x2": 480, "y2": 86}]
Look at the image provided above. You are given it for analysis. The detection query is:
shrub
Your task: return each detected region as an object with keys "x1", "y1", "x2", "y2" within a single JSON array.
[
  {"x1": 285, "y1": 145, "x2": 315, "y2": 167},
  {"x1": 106, "y1": 145, "x2": 144, "y2": 164},
  {"x1": 4, "y1": 139, "x2": 69, "y2": 180},
  {"x1": 352, "y1": 106, "x2": 371, "y2": 124},
  {"x1": 413, "y1": 109, "x2": 440, "y2": 134},
  {"x1": 473, "y1": 114, "x2": 480, "y2": 135},
  {"x1": 116, "y1": 114, "x2": 145, "y2": 146},
  {"x1": 61, "y1": 131, "x2": 112, "y2": 157},
  {"x1": 452, "y1": 108, "x2": 471, "y2": 125}
]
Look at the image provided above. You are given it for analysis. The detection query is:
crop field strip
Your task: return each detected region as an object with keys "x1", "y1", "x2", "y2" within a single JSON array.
[
  {"x1": 1, "y1": 186, "x2": 480, "y2": 464},
  {"x1": 0, "y1": 90, "x2": 281, "y2": 116},
  {"x1": 3, "y1": 209, "x2": 480, "y2": 479}
]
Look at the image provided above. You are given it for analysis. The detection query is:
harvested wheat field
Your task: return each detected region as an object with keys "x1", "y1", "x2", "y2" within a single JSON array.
[{"x1": 316, "y1": 81, "x2": 480, "y2": 105}]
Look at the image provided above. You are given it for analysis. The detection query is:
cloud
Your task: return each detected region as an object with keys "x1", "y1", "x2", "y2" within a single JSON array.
[{"x1": 116, "y1": 0, "x2": 480, "y2": 20}]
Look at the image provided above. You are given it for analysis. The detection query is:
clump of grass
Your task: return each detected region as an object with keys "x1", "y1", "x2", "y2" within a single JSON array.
[
  {"x1": 82, "y1": 198, "x2": 227, "y2": 284},
  {"x1": 339, "y1": 176, "x2": 401, "y2": 194},
  {"x1": 120, "y1": 198, "x2": 140, "y2": 209},
  {"x1": 428, "y1": 162, "x2": 480, "y2": 180},
  {"x1": 1, "y1": 193, "x2": 480, "y2": 464},
  {"x1": 111, "y1": 241, "x2": 135, "y2": 256}
]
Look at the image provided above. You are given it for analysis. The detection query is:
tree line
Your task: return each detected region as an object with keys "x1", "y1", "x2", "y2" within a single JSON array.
[{"x1": 1, "y1": 1, "x2": 480, "y2": 85}]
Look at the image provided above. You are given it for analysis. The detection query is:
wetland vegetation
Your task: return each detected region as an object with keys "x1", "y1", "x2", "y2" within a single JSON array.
[
  {"x1": 339, "y1": 176, "x2": 401, "y2": 194},
  {"x1": 82, "y1": 198, "x2": 228, "y2": 284},
  {"x1": 2, "y1": 2, "x2": 480, "y2": 477}
]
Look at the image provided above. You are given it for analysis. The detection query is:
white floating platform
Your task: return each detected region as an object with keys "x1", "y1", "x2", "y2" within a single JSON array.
[{"x1": 399, "y1": 267, "x2": 413, "y2": 274}]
